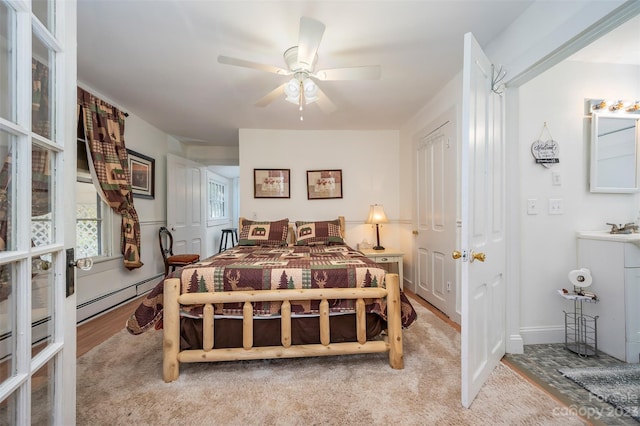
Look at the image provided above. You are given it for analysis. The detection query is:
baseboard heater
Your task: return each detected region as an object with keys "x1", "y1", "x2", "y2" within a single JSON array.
[{"x1": 77, "y1": 274, "x2": 162, "y2": 324}]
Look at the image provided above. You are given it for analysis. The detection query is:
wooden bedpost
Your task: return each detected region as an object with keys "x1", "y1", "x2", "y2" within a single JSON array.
[
  {"x1": 163, "y1": 278, "x2": 181, "y2": 382},
  {"x1": 385, "y1": 274, "x2": 404, "y2": 369}
]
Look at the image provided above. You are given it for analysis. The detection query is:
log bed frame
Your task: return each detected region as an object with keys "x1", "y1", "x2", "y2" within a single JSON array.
[{"x1": 162, "y1": 273, "x2": 404, "y2": 382}]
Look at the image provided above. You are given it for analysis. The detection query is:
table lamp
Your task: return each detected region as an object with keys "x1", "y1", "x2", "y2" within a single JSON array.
[{"x1": 365, "y1": 204, "x2": 389, "y2": 250}]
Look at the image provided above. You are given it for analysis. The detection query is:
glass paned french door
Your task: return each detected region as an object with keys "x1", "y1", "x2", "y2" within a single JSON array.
[
  {"x1": 0, "y1": 0, "x2": 74, "y2": 424},
  {"x1": 0, "y1": 1, "x2": 15, "y2": 121}
]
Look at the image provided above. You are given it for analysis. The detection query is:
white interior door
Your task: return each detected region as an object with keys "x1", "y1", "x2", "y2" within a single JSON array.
[
  {"x1": 166, "y1": 154, "x2": 204, "y2": 257},
  {"x1": 459, "y1": 32, "x2": 506, "y2": 408},
  {"x1": 415, "y1": 113, "x2": 458, "y2": 322}
]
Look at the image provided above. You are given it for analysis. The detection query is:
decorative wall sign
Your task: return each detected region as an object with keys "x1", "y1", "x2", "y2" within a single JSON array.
[{"x1": 531, "y1": 122, "x2": 559, "y2": 168}]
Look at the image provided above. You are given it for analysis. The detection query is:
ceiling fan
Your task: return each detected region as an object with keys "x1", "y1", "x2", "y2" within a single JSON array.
[{"x1": 217, "y1": 17, "x2": 381, "y2": 117}]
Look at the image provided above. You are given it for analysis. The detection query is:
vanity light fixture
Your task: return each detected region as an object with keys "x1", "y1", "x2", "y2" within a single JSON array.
[
  {"x1": 590, "y1": 99, "x2": 640, "y2": 114},
  {"x1": 610, "y1": 101, "x2": 625, "y2": 111}
]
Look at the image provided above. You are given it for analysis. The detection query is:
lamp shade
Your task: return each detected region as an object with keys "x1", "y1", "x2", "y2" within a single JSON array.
[{"x1": 365, "y1": 204, "x2": 389, "y2": 224}]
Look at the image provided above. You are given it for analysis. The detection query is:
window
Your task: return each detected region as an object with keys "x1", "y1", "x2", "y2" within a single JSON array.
[
  {"x1": 208, "y1": 177, "x2": 227, "y2": 221},
  {"x1": 76, "y1": 138, "x2": 111, "y2": 259},
  {"x1": 76, "y1": 178, "x2": 107, "y2": 258}
]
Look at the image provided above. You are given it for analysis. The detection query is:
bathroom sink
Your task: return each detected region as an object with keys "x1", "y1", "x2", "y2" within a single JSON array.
[{"x1": 578, "y1": 230, "x2": 640, "y2": 244}]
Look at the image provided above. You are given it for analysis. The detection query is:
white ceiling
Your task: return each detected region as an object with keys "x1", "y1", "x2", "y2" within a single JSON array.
[
  {"x1": 77, "y1": 2, "x2": 639, "y2": 149},
  {"x1": 77, "y1": 1, "x2": 534, "y2": 147}
]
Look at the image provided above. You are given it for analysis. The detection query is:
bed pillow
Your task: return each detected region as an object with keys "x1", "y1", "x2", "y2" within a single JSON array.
[
  {"x1": 238, "y1": 218, "x2": 289, "y2": 246},
  {"x1": 295, "y1": 220, "x2": 344, "y2": 246}
]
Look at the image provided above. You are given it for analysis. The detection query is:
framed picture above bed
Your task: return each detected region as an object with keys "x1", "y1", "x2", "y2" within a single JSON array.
[
  {"x1": 127, "y1": 149, "x2": 155, "y2": 199},
  {"x1": 306, "y1": 169, "x2": 343, "y2": 200},
  {"x1": 253, "y1": 169, "x2": 290, "y2": 198}
]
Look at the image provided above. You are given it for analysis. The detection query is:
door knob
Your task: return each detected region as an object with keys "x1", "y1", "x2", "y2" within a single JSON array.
[
  {"x1": 452, "y1": 250, "x2": 485, "y2": 262},
  {"x1": 471, "y1": 251, "x2": 486, "y2": 263},
  {"x1": 412, "y1": 230, "x2": 419, "y2": 235}
]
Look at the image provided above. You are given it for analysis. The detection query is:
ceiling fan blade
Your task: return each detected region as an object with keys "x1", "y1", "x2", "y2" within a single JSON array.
[
  {"x1": 314, "y1": 65, "x2": 381, "y2": 81},
  {"x1": 218, "y1": 55, "x2": 290, "y2": 75},
  {"x1": 315, "y1": 87, "x2": 336, "y2": 114},
  {"x1": 297, "y1": 17, "x2": 325, "y2": 69},
  {"x1": 255, "y1": 83, "x2": 286, "y2": 107}
]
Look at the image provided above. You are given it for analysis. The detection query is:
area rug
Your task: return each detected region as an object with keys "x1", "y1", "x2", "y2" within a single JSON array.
[
  {"x1": 559, "y1": 365, "x2": 640, "y2": 421},
  {"x1": 77, "y1": 298, "x2": 584, "y2": 425}
]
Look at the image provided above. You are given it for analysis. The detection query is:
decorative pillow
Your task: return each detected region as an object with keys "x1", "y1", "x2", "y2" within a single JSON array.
[
  {"x1": 295, "y1": 220, "x2": 344, "y2": 246},
  {"x1": 238, "y1": 218, "x2": 289, "y2": 246}
]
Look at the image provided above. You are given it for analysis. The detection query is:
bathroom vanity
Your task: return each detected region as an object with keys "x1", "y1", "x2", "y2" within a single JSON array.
[{"x1": 576, "y1": 231, "x2": 640, "y2": 362}]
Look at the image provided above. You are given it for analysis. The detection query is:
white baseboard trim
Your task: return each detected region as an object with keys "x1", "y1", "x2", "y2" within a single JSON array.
[
  {"x1": 506, "y1": 333, "x2": 525, "y2": 354},
  {"x1": 519, "y1": 325, "x2": 565, "y2": 345}
]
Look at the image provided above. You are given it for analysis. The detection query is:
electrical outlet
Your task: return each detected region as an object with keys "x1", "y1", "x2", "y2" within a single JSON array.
[
  {"x1": 549, "y1": 198, "x2": 563, "y2": 215},
  {"x1": 527, "y1": 199, "x2": 538, "y2": 215}
]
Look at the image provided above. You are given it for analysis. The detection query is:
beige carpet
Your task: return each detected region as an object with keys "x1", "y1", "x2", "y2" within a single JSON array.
[{"x1": 77, "y1": 299, "x2": 586, "y2": 425}]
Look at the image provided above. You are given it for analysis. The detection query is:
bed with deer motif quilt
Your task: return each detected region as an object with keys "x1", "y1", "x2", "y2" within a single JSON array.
[{"x1": 126, "y1": 244, "x2": 417, "y2": 349}]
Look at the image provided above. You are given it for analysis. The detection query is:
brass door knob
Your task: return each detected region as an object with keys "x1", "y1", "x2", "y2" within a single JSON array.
[
  {"x1": 452, "y1": 250, "x2": 462, "y2": 260},
  {"x1": 471, "y1": 251, "x2": 486, "y2": 262}
]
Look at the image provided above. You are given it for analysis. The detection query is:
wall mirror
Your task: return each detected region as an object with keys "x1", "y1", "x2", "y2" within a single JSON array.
[{"x1": 589, "y1": 100, "x2": 640, "y2": 193}]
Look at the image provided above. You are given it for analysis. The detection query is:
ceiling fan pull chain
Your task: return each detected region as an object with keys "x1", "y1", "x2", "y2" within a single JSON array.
[{"x1": 299, "y1": 81, "x2": 305, "y2": 121}]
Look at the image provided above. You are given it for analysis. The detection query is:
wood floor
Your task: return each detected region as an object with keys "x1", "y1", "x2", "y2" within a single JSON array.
[{"x1": 76, "y1": 296, "x2": 145, "y2": 358}]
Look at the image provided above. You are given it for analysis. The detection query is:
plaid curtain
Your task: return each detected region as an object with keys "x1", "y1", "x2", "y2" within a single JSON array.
[{"x1": 77, "y1": 87, "x2": 143, "y2": 270}]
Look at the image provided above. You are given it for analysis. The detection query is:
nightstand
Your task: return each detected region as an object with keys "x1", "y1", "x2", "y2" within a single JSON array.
[{"x1": 359, "y1": 248, "x2": 404, "y2": 290}]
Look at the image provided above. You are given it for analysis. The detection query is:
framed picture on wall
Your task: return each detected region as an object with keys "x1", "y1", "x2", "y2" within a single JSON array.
[
  {"x1": 254, "y1": 169, "x2": 290, "y2": 198},
  {"x1": 306, "y1": 169, "x2": 343, "y2": 199},
  {"x1": 127, "y1": 149, "x2": 155, "y2": 199}
]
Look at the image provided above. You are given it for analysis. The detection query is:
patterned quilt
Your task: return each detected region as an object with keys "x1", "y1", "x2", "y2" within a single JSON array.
[{"x1": 126, "y1": 244, "x2": 417, "y2": 335}]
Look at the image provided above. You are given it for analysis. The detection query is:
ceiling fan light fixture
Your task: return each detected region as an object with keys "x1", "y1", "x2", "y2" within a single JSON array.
[
  {"x1": 302, "y1": 78, "x2": 318, "y2": 104},
  {"x1": 218, "y1": 17, "x2": 382, "y2": 114},
  {"x1": 284, "y1": 78, "x2": 301, "y2": 104}
]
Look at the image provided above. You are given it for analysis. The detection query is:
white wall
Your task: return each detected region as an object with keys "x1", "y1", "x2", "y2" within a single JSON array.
[
  {"x1": 517, "y1": 59, "x2": 640, "y2": 343},
  {"x1": 239, "y1": 129, "x2": 401, "y2": 249}
]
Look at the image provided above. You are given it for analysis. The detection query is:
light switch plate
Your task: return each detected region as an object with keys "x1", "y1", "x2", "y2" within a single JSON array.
[{"x1": 549, "y1": 198, "x2": 563, "y2": 215}]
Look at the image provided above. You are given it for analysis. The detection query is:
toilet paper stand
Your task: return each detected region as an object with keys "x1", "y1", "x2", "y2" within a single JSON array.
[{"x1": 560, "y1": 286, "x2": 599, "y2": 357}]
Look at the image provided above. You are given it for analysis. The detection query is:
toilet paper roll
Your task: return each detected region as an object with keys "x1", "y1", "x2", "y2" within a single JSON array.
[{"x1": 568, "y1": 268, "x2": 592, "y2": 288}]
